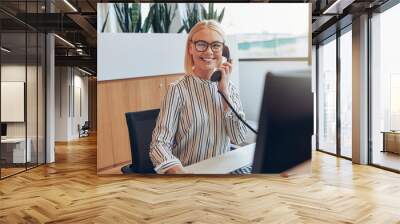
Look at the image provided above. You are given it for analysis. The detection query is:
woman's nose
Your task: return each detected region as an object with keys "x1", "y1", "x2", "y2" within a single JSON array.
[{"x1": 205, "y1": 45, "x2": 214, "y2": 54}]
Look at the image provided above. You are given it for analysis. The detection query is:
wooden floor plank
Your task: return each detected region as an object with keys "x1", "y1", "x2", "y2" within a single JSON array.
[{"x1": 0, "y1": 135, "x2": 400, "y2": 223}]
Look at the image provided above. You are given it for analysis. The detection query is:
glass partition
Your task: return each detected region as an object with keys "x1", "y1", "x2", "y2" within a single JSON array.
[
  {"x1": 317, "y1": 36, "x2": 337, "y2": 155},
  {"x1": 0, "y1": 1, "x2": 46, "y2": 179},
  {"x1": 339, "y1": 28, "x2": 352, "y2": 158},
  {"x1": 370, "y1": 3, "x2": 400, "y2": 171},
  {"x1": 38, "y1": 32, "x2": 45, "y2": 165},
  {"x1": 27, "y1": 30, "x2": 38, "y2": 169},
  {"x1": 1, "y1": 29, "x2": 28, "y2": 178}
]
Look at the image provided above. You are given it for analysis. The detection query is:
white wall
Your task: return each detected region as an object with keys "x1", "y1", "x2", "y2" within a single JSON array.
[
  {"x1": 1, "y1": 82, "x2": 25, "y2": 122},
  {"x1": 1, "y1": 65, "x2": 38, "y2": 137},
  {"x1": 98, "y1": 33, "x2": 187, "y2": 81},
  {"x1": 238, "y1": 60, "x2": 310, "y2": 123},
  {"x1": 1, "y1": 63, "x2": 47, "y2": 163},
  {"x1": 71, "y1": 74, "x2": 89, "y2": 138},
  {"x1": 1, "y1": 65, "x2": 26, "y2": 124},
  {"x1": 55, "y1": 67, "x2": 69, "y2": 141},
  {"x1": 55, "y1": 67, "x2": 89, "y2": 141},
  {"x1": 1, "y1": 64, "x2": 26, "y2": 81},
  {"x1": 97, "y1": 33, "x2": 240, "y2": 86}
]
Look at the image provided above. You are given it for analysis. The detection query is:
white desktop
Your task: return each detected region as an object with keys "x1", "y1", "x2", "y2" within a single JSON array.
[
  {"x1": 184, "y1": 143, "x2": 255, "y2": 174},
  {"x1": 1, "y1": 138, "x2": 32, "y2": 163}
]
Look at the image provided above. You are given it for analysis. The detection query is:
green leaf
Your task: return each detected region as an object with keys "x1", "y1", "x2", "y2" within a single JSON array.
[
  {"x1": 178, "y1": 25, "x2": 186, "y2": 33},
  {"x1": 123, "y1": 3, "x2": 129, "y2": 31},
  {"x1": 218, "y1": 8, "x2": 225, "y2": 22},
  {"x1": 101, "y1": 10, "x2": 109, "y2": 32},
  {"x1": 130, "y1": 3, "x2": 140, "y2": 32},
  {"x1": 142, "y1": 4, "x2": 154, "y2": 33},
  {"x1": 201, "y1": 5, "x2": 207, "y2": 20},
  {"x1": 135, "y1": 6, "x2": 142, "y2": 32},
  {"x1": 114, "y1": 4, "x2": 125, "y2": 32},
  {"x1": 139, "y1": 3, "x2": 177, "y2": 33},
  {"x1": 209, "y1": 3, "x2": 213, "y2": 18}
]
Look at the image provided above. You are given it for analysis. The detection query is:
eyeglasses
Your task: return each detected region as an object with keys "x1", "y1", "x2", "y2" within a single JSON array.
[{"x1": 191, "y1": 40, "x2": 224, "y2": 52}]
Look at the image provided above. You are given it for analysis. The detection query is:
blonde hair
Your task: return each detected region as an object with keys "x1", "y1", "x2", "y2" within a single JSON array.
[{"x1": 184, "y1": 20, "x2": 226, "y2": 75}]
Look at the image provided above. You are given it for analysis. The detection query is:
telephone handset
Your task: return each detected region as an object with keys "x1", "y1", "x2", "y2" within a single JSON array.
[
  {"x1": 210, "y1": 45, "x2": 231, "y2": 82},
  {"x1": 210, "y1": 45, "x2": 258, "y2": 135}
]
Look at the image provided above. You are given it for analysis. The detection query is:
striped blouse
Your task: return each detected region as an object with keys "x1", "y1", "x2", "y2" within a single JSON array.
[{"x1": 149, "y1": 74, "x2": 249, "y2": 174}]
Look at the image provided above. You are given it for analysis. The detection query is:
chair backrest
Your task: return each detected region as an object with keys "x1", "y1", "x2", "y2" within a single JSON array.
[
  {"x1": 80, "y1": 121, "x2": 89, "y2": 130},
  {"x1": 125, "y1": 109, "x2": 160, "y2": 173},
  {"x1": 83, "y1": 121, "x2": 89, "y2": 128}
]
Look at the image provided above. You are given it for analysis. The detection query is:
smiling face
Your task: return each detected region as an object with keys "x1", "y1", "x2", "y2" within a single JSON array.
[{"x1": 189, "y1": 28, "x2": 224, "y2": 77}]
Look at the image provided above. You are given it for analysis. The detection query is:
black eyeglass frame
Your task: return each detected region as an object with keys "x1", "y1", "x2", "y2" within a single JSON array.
[{"x1": 191, "y1": 40, "x2": 225, "y2": 52}]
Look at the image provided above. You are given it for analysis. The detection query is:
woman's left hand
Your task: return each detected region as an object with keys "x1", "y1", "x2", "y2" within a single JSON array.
[{"x1": 217, "y1": 60, "x2": 232, "y2": 96}]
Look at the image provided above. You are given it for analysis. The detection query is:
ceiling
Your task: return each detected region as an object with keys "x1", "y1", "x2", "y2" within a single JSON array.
[
  {"x1": 311, "y1": 0, "x2": 390, "y2": 44},
  {"x1": 0, "y1": 0, "x2": 393, "y2": 75},
  {"x1": 1, "y1": 0, "x2": 98, "y2": 74}
]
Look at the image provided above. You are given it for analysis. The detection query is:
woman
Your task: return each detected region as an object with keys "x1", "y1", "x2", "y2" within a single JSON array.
[{"x1": 149, "y1": 20, "x2": 250, "y2": 174}]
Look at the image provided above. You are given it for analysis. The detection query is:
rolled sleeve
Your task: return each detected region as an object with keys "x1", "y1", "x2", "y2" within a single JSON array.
[{"x1": 153, "y1": 158, "x2": 182, "y2": 174}]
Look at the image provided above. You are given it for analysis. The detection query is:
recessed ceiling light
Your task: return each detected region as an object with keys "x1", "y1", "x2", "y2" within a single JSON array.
[
  {"x1": 54, "y1": 34, "x2": 75, "y2": 48},
  {"x1": 63, "y1": 0, "x2": 78, "y2": 12},
  {"x1": 1, "y1": 47, "x2": 11, "y2": 53},
  {"x1": 78, "y1": 67, "x2": 93, "y2": 76},
  {"x1": 323, "y1": 0, "x2": 354, "y2": 15}
]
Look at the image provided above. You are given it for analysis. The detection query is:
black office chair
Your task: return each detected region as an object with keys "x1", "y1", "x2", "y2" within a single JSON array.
[
  {"x1": 121, "y1": 109, "x2": 160, "y2": 174},
  {"x1": 78, "y1": 121, "x2": 90, "y2": 138}
]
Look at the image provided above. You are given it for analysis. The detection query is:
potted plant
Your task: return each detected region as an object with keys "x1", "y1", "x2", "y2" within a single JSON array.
[
  {"x1": 178, "y1": 3, "x2": 225, "y2": 33},
  {"x1": 114, "y1": 3, "x2": 142, "y2": 32},
  {"x1": 201, "y1": 3, "x2": 225, "y2": 23},
  {"x1": 144, "y1": 3, "x2": 177, "y2": 33},
  {"x1": 178, "y1": 3, "x2": 202, "y2": 33}
]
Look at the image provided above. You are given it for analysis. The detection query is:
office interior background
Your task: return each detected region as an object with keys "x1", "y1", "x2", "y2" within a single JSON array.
[
  {"x1": 1, "y1": 0, "x2": 399, "y2": 177},
  {"x1": 0, "y1": 0, "x2": 97, "y2": 179},
  {"x1": 0, "y1": 0, "x2": 400, "y2": 223}
]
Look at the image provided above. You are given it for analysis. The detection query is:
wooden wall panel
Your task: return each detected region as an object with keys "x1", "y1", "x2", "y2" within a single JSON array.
[
  {"x1": 131, "y1": 77, "x2": 165, "y2": 111},
  {"x1": 97, "y1": 74, "x2": 184, "y2": 172},
  {"x1": 98, "y1": 81, "x2": 123, "y2": 170},
  {"x1": 88, "y1": 77, "x2": 97, "y2": 131}
]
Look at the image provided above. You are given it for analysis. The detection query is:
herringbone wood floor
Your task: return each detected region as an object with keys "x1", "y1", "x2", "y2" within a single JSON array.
[{"x1": 1, "y1": 135, "x2": 400, "y2": 224}]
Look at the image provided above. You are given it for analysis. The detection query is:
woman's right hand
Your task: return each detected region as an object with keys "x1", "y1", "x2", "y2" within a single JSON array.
[{"x1": 165, "y1": 164, "x2": 186, "y2": 174}]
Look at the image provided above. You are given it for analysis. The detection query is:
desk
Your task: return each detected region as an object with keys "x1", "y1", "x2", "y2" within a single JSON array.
[
  {"x1": 1, "y1": 138, "x2": 31, "y2": 163},
  {"x1": 184, "y1": 143, "x2": 255, "y2": 174},
  {"x1": 381, "y1": 131, "x2": 400, "y2": 154}
]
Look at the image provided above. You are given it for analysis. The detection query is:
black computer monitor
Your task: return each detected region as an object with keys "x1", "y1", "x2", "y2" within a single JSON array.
[
  {"x1": 252, "y1": 71, "x2": 313, "y2": 173},
  {"x1": 1, "y1": 123, "x2": 7, "y2": 137}
]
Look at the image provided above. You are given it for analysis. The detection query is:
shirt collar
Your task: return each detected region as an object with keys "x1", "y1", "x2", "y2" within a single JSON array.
[{"x1": 189, "y1": 74, "x2": 215, "y2": 85}]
